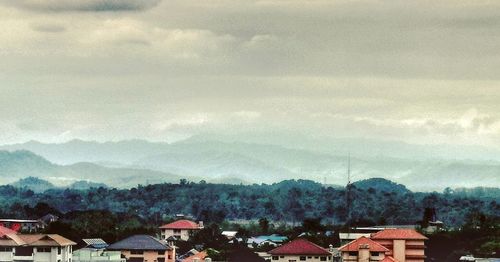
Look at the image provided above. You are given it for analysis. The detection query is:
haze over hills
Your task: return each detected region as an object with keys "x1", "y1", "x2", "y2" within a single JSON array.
[
  {"x1": 0, "y1": 135, "x2": 499, "y2": 191},
  {"x1": 0, "y1": 150, "x2": 184, "y2": 188}
]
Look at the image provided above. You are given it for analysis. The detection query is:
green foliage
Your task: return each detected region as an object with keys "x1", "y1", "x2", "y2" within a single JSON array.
[{"x1": 0, "y1": 179, "x2": 497, "y2": 229}]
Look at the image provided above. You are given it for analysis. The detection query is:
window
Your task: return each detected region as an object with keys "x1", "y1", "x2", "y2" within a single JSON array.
[
  {"x1": 320, "y1": 257, "x2": 327, "y2": 261},
  {"x1": 58, "y1": 247, "x2": 61, "y2": 254},
  {"x1": 371, "y1": 252, "x2": 379, "y2": 257},
  {"x1": 173, "y1": 229, "x2": 181, "y2": 234},
  {"x1": 299, "y1": 256, "x2": 306, "y2": 261},
  {"x1": 158, "y1": 251, "x2": 164, "y2": 255},
  {"x1": 37, "y1": 247, "x2": 52, "y2": 252},
  {"x1": 131, "y1": 250, "x2": 144, "y2": 255},
  {"x1": 272, "y1": 256, "x2": 279, "y2": 260},
  {"x1": 348, "y1": 251, "x2": 358, "y2": 256},
  {"x1": 15, "y1": 246, "x2": 33, "y2": 256},
  {"x1": 0, "y1": 247, "x2": 12, "y2": 252}
]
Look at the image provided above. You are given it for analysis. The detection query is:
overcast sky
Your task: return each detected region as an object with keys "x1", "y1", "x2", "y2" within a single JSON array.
[{"x1": 0, "y1": 0, "x2": 499, "y2": 148}]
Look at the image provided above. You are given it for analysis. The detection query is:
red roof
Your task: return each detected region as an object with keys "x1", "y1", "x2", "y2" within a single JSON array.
[
  {"x1": 0, "y1": 226, "x2": 16, "y2": 237},
  {"x1": 381, "y1": 256, "x2": 399, "y2": 262},
  {"x1": 371, "y1": 229, "x2": 428, "y2": 240},
  {"x1": 339, "y1": 236, "x2": 389, "y2": 252},
  {"x1": 268, "y1": 239, "x2": 331, "y2": 256},
  {"x1": 159, "y1": 220, "x2": 201, "y2": 230}
]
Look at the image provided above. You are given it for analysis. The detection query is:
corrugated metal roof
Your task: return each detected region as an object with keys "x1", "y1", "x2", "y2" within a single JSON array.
[{"x1": 83, "y1": 238, "x2": 109, "y2": 249}]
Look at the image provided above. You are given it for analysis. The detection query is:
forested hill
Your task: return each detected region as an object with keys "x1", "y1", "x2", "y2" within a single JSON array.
[{"x1": 0, "y1": 179, "x2": 498, "y2": 228}]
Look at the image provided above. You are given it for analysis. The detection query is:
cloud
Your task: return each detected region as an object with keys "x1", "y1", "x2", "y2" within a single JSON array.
[
  {"x1": 5, "y1": 0, "x2": 161, "y2": 12},
  {"x1": 31, "y1": 23, "x2": 66, "y2": 33}
]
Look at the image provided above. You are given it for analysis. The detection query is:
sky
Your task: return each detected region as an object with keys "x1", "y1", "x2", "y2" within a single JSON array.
[{"x1": 1, "y1": 0, "x2": 500, "y2": 149}]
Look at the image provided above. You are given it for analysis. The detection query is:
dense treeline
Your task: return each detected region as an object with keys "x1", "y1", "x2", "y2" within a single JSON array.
[{"x1": 0, "y1": 179, "x2": 498, "y2": 228}]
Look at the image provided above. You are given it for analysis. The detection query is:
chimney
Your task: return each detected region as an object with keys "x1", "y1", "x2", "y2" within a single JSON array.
[
  {"x1": 329, "y1": 244, "x2": 334, "y2": 252},
  {"x1": 205, "y1": 258, "x2": 212, "y2": 262},
  {"x1": 199, "y1": 221, "x2": 204, "y2": 228}
]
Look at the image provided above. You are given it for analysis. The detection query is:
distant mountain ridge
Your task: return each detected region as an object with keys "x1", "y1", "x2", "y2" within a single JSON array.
[
  {"x1": 0, "y1": 138, "x2": 499, "y2": 191},
  {"x1": 0, "y1": 150, "x2": 186, "y2": 188}
]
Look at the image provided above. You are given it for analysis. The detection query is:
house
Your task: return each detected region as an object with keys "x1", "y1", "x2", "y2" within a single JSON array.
[
  {"x1": 338, "y1": 236, "x2": 392, "y2": 262},
  {"x1": 159, "y1": 220, "x2": 203, "y2": 241},
  {"x1": 39, "y1": 214, "x2": 59, "y2": 226},
  {"x1": 107, "y1": 235, "x2": 175, "y2": 262},
  {"x1": 247, "y1": 235, "x2": 288, "y2": 248},
  {"x1": 221, "y1": 231, "x2": 238, "y2": 240},
  {"x1": 73, "y1": 238, "x2": 125, "y2": 262},
  {"x1": 268, "y1": 238, "x2": 333, "y2": 262},
  {"x1": 181, "y1": 250, "x2": 208, "y2": 262},
  {"x1": 370, "y1": 229, "x2": 427, "y2": 262},
  {"x1": 0, "y1": 233, "x2": 76, "y2": 262},
  {"x1": 0, "y1": 219, "x2": 44, "y2": 233}
]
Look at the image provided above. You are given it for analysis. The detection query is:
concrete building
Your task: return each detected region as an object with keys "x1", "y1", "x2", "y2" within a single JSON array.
[
  {"x1": 0, "y1": 233, "x2": 76, "y2": 262},
  {"x1": 370, "y1": 229, "x2": 427, "y2": 262},
  {"x1": 338, "y1": 236, "x2": 393, "y2": 262},
  {"x1": 159, "y1": 220, "x2": 203, "y2": 241},
  {"x1": 268, "y1": 238, "x2": 333, "y2": 262},
  {"x1": 107, "y1": 235, "x2": 175, "y2": 262},
  {"x1": 73, "y1": 248, "x2": 125, "y2": 262},
  {"x1": 73, "y1": 238, "x2": 124, "y2": 262}
]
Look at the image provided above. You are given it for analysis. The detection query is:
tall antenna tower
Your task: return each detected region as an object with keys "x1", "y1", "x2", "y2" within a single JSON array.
[{"x1": 346, "y1": 153, "x2": 352, "y2": 239}]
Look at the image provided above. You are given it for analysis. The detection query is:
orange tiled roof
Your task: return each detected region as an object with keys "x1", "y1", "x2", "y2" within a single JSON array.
[
  {"x1": 339, "y1": 236, "x2": 389, "y2": 252},
  {"x1": 269, "y1": 238, "x2": 331, "y2": 256},
  {"x1": 182, "y1": 250, "x2": 208, "y2": 262},
  {"x1": 160, "y1": 220, "x2": 201, "y2": 229},
  {"x1": 371, "y1": 229, "x2": 428, "y2": 240}
]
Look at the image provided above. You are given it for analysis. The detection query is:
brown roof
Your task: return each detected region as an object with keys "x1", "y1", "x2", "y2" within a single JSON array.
[
  {"x1": 0, "y1": 226, "x2": 16, "y2": 237},
  {"x1": 371, "y1": 229, "x2": 428, "y2": 240},
  {"x1": 0, "y1": 234, "x2": 76, "y2": 247},
  {"x1": 339, "y1": 236, "x2": 389, "y2": 252}
]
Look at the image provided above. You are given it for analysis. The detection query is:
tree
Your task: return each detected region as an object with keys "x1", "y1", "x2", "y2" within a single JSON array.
[{"x1": 258, "y1": 218, "x2": 270, "y2": 234}]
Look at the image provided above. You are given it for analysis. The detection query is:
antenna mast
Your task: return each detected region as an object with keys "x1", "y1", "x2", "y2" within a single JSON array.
[{"x1": 346, "y1": 153, "x2": 352, "y2": 241}]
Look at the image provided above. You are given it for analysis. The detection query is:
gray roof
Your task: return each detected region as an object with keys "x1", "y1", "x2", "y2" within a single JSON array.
[{"x1": 107, "y1": 235, "x2": 170, "y2": 251}]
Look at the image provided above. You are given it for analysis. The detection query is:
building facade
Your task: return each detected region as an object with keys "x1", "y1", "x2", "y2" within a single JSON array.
[
  {"x1": 159, "y1": 220, "x2": 203, "y2": 241},
  {"x1": 339, "y1": 236, "x2": 392, "y2": 262},
  {"x1": 73, "y1": 249, "x2": 125, "y2": 262},
  {"x1": 370, "y1": 229, "x2": 427, "y2": 262},
  {"x1": 0, "y1": 234, "x2": 76, "y2": 262}
]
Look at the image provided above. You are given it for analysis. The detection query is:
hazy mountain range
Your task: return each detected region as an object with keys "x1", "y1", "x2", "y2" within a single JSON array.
[{"x1": 0, "y1": 135, "x2": 499, "y2": 191}]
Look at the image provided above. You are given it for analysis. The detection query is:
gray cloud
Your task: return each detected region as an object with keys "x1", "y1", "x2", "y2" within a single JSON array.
[
  {"x1": 0, "y1": 0, "x2": 500, "y2": 149},
  {"x1": 6, "y1": 0, "x2": 161, "y2": 12}
]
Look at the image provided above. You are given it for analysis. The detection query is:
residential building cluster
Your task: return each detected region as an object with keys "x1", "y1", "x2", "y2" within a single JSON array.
[{"x1": 0, "y1": 216, "x2": 431, "y2": 262}]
